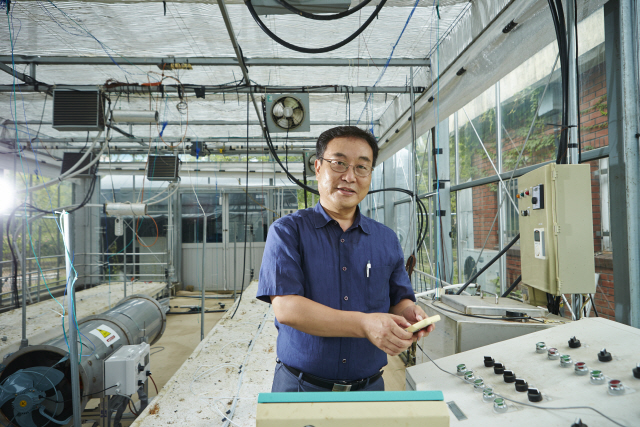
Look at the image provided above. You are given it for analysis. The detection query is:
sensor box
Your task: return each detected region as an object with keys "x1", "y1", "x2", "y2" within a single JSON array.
[{"x1": 104, "y1": 343, "x2": 150, "y2": 396}]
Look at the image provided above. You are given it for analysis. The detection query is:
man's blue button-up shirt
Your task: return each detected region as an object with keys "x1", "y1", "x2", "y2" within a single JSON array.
[{"x1": 257, "y1": 202, "x2": 415, "y2": 381}]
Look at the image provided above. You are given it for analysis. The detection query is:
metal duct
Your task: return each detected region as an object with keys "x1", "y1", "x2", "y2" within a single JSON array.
[
  {"x1": 111, "y1": 110, "x2": 159, "y2": 124},
  {"x1": 0, "y1": 294, "x2": 166, "y2": 427}
]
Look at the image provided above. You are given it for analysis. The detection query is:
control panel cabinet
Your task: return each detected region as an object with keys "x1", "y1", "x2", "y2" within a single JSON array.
[
  {"x1": 517, "y1": 164, "x2": 595, "y2": 295},
  {"x1": 104, "y1": 343, "x2": 151, "y2": 396}
]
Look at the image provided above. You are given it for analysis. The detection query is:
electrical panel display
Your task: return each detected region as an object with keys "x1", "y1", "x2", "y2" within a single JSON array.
[{"x1": 517, "y1": 164, "x2": 595, "y2": 295}]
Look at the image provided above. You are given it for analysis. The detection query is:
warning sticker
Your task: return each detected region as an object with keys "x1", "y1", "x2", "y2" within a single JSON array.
[{"x1": 89, "y1": 324, "x2": 120, "y2": 347}]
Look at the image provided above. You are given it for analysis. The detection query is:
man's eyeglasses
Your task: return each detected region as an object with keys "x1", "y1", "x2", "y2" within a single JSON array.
[{"x1": 318, "y1": 157, "x2": 374, "y2": 177}]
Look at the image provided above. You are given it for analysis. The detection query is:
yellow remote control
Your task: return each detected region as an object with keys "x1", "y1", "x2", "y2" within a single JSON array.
[{"x1": 406, "y1": 315, "x2": 441, "y2": 333}]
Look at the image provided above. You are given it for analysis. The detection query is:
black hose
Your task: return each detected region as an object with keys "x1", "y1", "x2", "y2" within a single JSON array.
[
  {"x1": 501, "y1": 275, "x2": 522, "y2": 298},
  {"x1": 455, "y1": 233, "x2": 520, "y2": 295},
  {"x1": 274, "y1": 0, "x2": 373, "y2": 20},
  {"x1": 245, "y1": 0, "x2": 388, "y2": 54},
  {"x1": 262, "y1": 98, "x2": 429, "y2": 254}
]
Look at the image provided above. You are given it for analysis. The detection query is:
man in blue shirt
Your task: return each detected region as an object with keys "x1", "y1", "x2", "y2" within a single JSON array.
[{"x1": 257, "y1": 126, "x2": 434, "y2": 392}]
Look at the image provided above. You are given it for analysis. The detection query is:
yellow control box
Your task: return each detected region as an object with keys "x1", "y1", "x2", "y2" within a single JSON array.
[{"x1": 517, "y1": 163, "x2": 595, "y2": 295}]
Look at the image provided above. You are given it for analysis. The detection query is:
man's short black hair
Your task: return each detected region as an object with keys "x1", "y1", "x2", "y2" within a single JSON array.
[{"x1": 316, "y1": 126, "x2": 379, "y2": 167}]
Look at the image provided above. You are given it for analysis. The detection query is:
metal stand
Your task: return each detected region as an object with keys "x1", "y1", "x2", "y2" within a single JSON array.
[
  {"x1": 63, "y1": 212, "x2": 82, "y2": 427},
  {"x1": 123, "y1": 220, "x2": 127, "y2": 298},
  {"x1": 201, "y1": 211, "x2": 207, "y2": 341},
  {"x1": 20, "y1": 215, "x2": 28, "y2": 349}
]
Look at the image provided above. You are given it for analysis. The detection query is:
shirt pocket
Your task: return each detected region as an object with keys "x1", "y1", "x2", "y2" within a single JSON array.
[{"x1": 366, "y1": 264, "x2": 394, "y2": 312}]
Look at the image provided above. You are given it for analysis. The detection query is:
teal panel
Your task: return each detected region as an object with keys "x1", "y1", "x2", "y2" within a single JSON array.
[{"x1": 257, "y1": 390, "x2": 443, "y2": 404}]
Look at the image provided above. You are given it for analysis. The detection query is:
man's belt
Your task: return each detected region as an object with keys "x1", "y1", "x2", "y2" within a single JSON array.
[{"x1": 281, "y1": 361, "x2": 383, "y2": 391}]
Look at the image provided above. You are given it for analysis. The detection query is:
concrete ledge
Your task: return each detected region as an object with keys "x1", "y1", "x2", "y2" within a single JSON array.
[{"x1": 132, "y1": 281, "x2": 276, "y2": 427}]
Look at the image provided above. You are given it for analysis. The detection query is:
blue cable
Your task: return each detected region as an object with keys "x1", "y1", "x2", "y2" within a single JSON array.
[{"x1": 356, "y1": 0, "x2": 422, "y2": 131}]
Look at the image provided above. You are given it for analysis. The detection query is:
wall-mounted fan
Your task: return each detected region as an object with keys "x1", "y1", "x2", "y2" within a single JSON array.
[{"x1": 265, "y1": 94, "x2": 310, "y2": 133}]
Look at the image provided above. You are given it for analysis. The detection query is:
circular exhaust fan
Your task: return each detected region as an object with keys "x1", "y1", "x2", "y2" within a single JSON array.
[{"x1": 271, "y1": 96, "x2": 306, "y2": 131}]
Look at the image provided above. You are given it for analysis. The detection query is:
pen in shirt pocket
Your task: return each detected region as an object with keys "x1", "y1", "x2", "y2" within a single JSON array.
[{"x1": 367, "y1": 260, "x2": 371, "y2": 278}]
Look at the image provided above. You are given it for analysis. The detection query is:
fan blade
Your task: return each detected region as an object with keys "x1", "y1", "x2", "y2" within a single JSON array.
[
  {"x1": 0, "y1": 387, "x2": 14, "y2": 408},
  {"x1": 15, "y1": 412, "x2": 38, "y2": 427},
  {"x1": 272, "y1": 102, "x2": 284, "y2": 118},
  {"x1": 3, "y1": 372, "x2": 33, "y2": 394},
  {"x1": 21, "y1": 367, "x2": 64, "y2": 392},
  {"x1": 276, "y1": 118, "x2": 290, "y2": 129},
  {"x1": 283, "y1": 97, "x2": 300, "y2": 109},
  {"x1": 41, "y1": 390, "x2": 64, "y2": 416},
  {"x1": 292, "y1": 109, "x2": 304, "y2": 125}
]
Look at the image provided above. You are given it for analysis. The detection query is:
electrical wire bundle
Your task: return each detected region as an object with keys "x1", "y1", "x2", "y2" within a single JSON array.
[
  {"x1": 244, "y1": 0, "x2": 388, "y2": 54},
  {"x1": 547, "y1": 0, "x2": 578, "y2": 165}
]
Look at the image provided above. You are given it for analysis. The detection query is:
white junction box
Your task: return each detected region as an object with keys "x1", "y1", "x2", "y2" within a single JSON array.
[
  {"x1": 517, "y1": 164, "x2": 595, "y2": 295},
  {"x1": 104, "y1": 343, "x2": 151, "y2": 396}
]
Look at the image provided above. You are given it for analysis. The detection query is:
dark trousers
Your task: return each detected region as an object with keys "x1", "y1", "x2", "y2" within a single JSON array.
[{"x1": 271, "y1": 360, "x2": 385, "y2": 392}]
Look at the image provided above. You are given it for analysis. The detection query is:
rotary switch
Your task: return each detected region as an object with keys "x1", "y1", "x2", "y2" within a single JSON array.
[
  {"x1": 515, "y1": 378, "x2": 528, "y2": 392},
  {"x1": 527, "y1": 388, "x2": 543, "y2": 402},
  {"x1": 493, "y1": 363, "x2": 505, "y2": 374},
  {"x1": 633, "y1": 363, "x2": 640, "y2": 379},
  {"x1": 598, "y1": 348, "x2": 613, "y2": 362},
  {"x1": 568, "y1": 336, "x2": 581, "y2": 348},
  {"x1": 503, "y1": 370, "x2": 516, "y2": 383},
  {"x1": 571, "y1": 418, "x2": 588, "y2": 427},
  {"x1": 484, "y1": 356, "x2": 495, "y2": 367}
]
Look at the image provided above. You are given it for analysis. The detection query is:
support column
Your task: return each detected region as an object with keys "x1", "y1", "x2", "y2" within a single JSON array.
[
  {"x1": 72, "y1": 177, "x2": 100, "y2": 288},
  {"x1": 604, "y1": 0, "x2": 640, "y2": 327},
  {"x1": 432, "y1": 119, "x2": 452, "y2": 285},
  {"x1": 496, "y1": 82, "x2": 507, "y2": 294}
]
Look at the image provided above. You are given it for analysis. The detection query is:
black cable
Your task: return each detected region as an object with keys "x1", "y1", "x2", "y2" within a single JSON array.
[
  {"x1": 245, "y1": 0, "x2": 388, "y2": 54},
  {"x1": 455, "y1": 233, "x2": 520, "y2": 295},
  {"x1": 6, "y1": 207, "x2": 20, "y2": 308},
  {"x1": 43, "y1": 385, "x2": 118, "y2": 403},
  {"x1": 573, "y1": 0, "x2": 583, "y2": 164},
  {"x1": 274, "y1": 0, "x2": 373, "y2": 20},
  {"x1": 167, "y1": 309, "x2": 228, "y2": 315},
  {"x1": 501, "y1": 274, "x2": 522, "y2": 298},
  {"x1": 547, "y1": 0, "x2": 570, "y2": 164},
  {"x1": 262, "y1": 101, "x2": 319, "y2": 195},
  {"x1": 262, "y1": 98, "x2": 429, "y2": 253},
  {"x1": 230, "y1": 96, "x2": 251, "y2": 319}
]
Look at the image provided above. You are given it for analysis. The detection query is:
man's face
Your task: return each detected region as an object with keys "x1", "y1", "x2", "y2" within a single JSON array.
[{"x1": 315, "y1": 137, "x2": 374, "y2": 213}]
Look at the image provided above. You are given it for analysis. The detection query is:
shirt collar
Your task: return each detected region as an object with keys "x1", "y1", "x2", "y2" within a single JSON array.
[{"x1": 313, "y1": 202, "x2": 370, "y2": 235}]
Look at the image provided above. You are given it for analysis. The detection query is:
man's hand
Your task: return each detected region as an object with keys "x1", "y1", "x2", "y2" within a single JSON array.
[
  {"x1": 400, "y1": 304, "x2": 435, "y2": 341},
  {"x1": 361, "y1": 313, "x2": 414, "y2": 356}
]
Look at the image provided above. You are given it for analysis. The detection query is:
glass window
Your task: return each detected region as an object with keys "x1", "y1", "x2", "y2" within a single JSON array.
[
  {"x1": 181, "y1": 193, "x2": 222, "y2": 243},
  {"x1": 577, "y1": 8, "x2": 607, "y2": 153},
  {"x1": 229, "y1": 192, "x2": 270, "y2": 243},
  {"x1": 457, "y1": 182, "x2": 502, "y2": 292},
  {"x1": 458, "y1": 87, "x2": 498, "y2": 182}
]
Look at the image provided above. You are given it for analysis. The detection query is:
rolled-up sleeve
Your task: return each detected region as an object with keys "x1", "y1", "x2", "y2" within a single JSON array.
[
  {"x1": 257, "y1": 220, "x2": 306, "y2": 304},
  {"x1": 388, "y1": 235, "x2": 417, "y2": 307}
]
